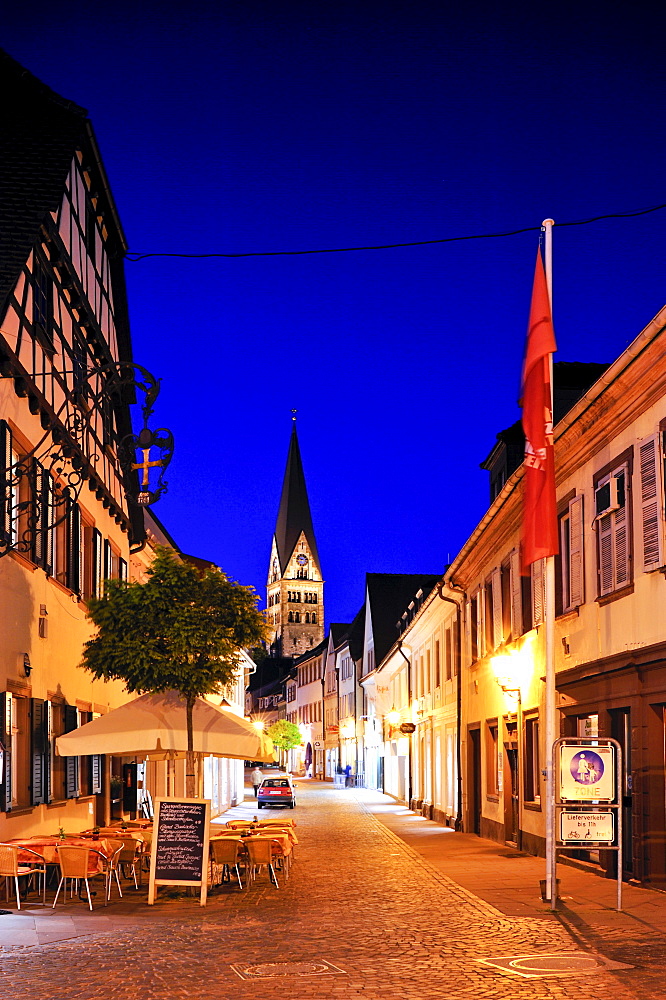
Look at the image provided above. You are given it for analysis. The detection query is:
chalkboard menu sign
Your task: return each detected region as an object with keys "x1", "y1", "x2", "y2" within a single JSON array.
[{"x1": 148, "y1": 797, "x2": 211, "y2": 906}]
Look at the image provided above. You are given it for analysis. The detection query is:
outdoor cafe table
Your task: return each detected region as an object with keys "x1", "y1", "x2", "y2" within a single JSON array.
[{"x1": 6, "y1": 837, "x2": 118, "y2": 872}]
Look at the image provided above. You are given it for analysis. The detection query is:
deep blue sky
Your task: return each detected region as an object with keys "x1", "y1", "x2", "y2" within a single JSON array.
[{"x1": 5, "y1": 2, "x2": 666, "y2": 626}]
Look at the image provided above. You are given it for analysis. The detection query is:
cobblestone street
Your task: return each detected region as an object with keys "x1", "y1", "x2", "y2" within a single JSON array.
[{"x1": 0, "y1": 781, "x2": 657, "y2": 1000}]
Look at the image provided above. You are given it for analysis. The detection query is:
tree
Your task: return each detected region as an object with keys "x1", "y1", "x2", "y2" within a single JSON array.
[
  {"x1": 267, "y1": 720, "x2": 303, "y2": 755},
  {"x1": 81, "y1": 546, "x2": 270, "y2": 796}
]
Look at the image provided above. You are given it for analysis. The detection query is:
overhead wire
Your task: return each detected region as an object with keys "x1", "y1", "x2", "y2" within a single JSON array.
[{"x1": 123, "y1": 201, "x2": 666, "y2": 261}]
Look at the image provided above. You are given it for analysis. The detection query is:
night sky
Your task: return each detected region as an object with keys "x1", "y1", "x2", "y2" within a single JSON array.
[{"x1": 5, "y1": 2, "x2": 666, "y2": 626}]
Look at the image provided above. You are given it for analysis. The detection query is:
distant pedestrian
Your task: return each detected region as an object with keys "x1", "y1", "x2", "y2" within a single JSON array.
[
  {"x1": 344, "y1": 764, "x2": 352, "y2": 788},
  {"x1": 251, "y1": 767, "x2": 263, "y2": 797}
]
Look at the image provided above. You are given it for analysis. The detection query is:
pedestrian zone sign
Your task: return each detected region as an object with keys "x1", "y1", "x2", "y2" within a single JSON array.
[
  {"x1": 560, "y1": 811, "x2": 614, "y2": 844},
  {"x1": 558, "y1": 744, "x2": 615, "y2": 801}
]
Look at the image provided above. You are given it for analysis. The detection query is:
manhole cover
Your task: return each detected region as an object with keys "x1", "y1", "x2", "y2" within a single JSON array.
[
  {"x1": 478, "y1": 952, "x2": 632, "y2": 978},
  {"x1": 232, "y1": 960, "x2": 346, "y2": 981}
]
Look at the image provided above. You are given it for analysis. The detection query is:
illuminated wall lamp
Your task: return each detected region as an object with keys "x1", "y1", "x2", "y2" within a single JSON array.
[{"x1": 490, "y1": 651, "x2": 521, "y2": 700}]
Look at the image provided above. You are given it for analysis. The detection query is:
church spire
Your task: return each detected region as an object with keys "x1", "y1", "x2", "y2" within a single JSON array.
[
  {"x1": 267, "y1": 421, "x2": 324, "y2": 657},
  {"x1": 274, "y1": 421, "x2": 320, "y2": 575}
]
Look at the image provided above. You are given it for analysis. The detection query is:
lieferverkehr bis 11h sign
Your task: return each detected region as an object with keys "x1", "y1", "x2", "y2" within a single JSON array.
[{"x1": 558, "y1": 745, "x2": 615, "y2": 802}]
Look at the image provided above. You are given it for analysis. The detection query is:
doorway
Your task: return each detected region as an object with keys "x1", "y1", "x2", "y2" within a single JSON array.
[
  {"x1": 610, "y1": 708, "x2": 633, "y2": 875},
  {"x1": 503, "y1": 722, "x2": 518, "y2": 846},
  {"x1": 468, "y1": 727, "x2": 481, "y2": 835}
]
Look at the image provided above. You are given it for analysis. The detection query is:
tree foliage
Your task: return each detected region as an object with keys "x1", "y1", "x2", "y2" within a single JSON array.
[
  {"x1": 81, "y1": 546, "x2": 270, "y2": 699},
  {"x1": 267, "y1": 720, "x2": 303, "y2": 753}
]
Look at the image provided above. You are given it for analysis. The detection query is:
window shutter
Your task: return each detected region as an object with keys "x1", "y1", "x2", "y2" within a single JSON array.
[
  {"x1": 639, "y1": 435, "x2": 663, "y2": 572},
  {"x1": 64, "y1": 705, "x2": 80, "y2": 799},
  {"x1": 0, "y1": 421, "x2": 13, "y2": 547},
  {"x1": 30, "y1": 698, "x2": 47, "y2": 805},
  {"x1": 44, "y1": 701, "x2": 52, "y2": 804},
  {"x1": 464, "y1": 601, "x2": 472, "y2": 666},
  {"x1": 0, "y1": 693, "x2": 12, "y2": 811},
  {"x1": 492, "y1": 568, "x2": 503, "y2": 647},
  {"x1": 614, "y1": 468, "x2": 629, "y2": 588},
  {"x1": 532, "y1": 559, "x2": 545, "y2": 626},
  {"x1": 568, "y1": 495, "x2": 584, "y2": 608},
  {"x1": 44, "y1": 474, "x2": 54, "y2": 575},
  {"x1": 91, "y1": 754, "x2": 103, "y2": 795},
  {"x1": 92, "y1": 528, "x2": 102, "y2": 598},
  {"x1": 31, "y1": 461, "x2": 45, "y2": 567},
  {"x1": 510, "y1": 549, "x2": 522, "y2": 639},
  {"x1": 598, "y1": 511, "x2": 614, "y2": 595},
  {"x1": 476, "y1": 591, "x2": 485, "y2": 658},
  {"x1": 103, "y1": 537, "x2": 112, "y2": 584},
  {"x1": 67, "y1": 502, "x2": 81, "y2": 594}
]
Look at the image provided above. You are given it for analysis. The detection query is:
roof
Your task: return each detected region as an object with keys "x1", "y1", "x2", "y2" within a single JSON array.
[
  {"x1": 0, "y1": 50, "x2": 128, "y2": 324},
  {"x1": 329, "y1": 622, "x2": 350, "y2": 649},
  {"x1": 481, "y1": 361, "x2": 611, "y2": 470},
  {"x1": 293, "y1": 635, "x2": 328, "y2": 666},
  {"x1": 366, "y1": 573, "x2": 441, "y2": 667},
  {"x1": 346, "y1": 604, "x2": 366, "y2": 663},
  {"x1": 274, "y1": 424, "x2": 320, "y2": 573}
]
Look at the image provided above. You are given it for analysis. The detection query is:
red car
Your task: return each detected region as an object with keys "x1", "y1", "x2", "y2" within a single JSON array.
[{"x1": 257, "y1": 774, "x2": 296, "y2": 809}]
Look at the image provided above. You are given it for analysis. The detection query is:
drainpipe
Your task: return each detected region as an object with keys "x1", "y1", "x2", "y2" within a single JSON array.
[
  {"x1": 396, "y1": 640, "x2": 412, "y2": 809},
  {"x1": 436, "y1": 580, "x2": 465, "y2": 832}
]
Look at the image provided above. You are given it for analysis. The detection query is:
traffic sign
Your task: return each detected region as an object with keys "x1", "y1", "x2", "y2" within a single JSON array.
[
  {"x1": 558, "y1": 744, "x2": 615, "y2": 801},
  {"x1": 560, "y1": 811, "x2": 614, "y2": 844}
]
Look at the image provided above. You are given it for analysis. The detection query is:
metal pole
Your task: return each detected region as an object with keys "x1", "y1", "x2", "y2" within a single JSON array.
[
  {"x1": 542, "y1": 218, "x2": 557, "y2": 908},
  {"x1": 617, "y1": 744, "x2": 623, "y2": 911}
]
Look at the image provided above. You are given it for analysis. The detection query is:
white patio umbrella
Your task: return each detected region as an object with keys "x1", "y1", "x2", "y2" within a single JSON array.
[{"x1": 55, "y1": 690, "x2": 275, "y2": 762}]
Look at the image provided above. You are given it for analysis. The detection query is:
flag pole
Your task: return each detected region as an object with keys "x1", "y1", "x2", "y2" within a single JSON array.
[{"x1": 542, "y1": 217, "x2": 557, "y2": 909}]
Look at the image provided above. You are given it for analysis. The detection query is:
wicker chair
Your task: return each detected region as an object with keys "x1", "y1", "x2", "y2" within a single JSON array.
[
  {"x1": 245, "y1": 838, "x2": 280, "y2": 888},
  {"x1": 210, "y1": 838, "x2": 245, "y2": 889},
  {"x1": 115, "y1": 838, "x2": 141, "y2": 889},
  {"x1": 0, "y1": 844, "x2": 47, "y2": 910},
  {"x1": 225, "y1": 820, "x2": 254, "y2": 830},
  {"x1": 103, "y1": 841, "x2": 126, "y2": 901},
  {"x1": 53, "y1": 845, "x2": 112, "y2": 911}
]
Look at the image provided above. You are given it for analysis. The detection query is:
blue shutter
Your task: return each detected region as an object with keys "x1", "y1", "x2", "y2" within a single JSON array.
[
  {"x1": 30, "y1": 698, "x2": 47, "y2": 805},
  {"x1": 64, "y1": 704, "x2": 79, "y2": 798},
  {"x1": 91, "y1": 753, "x2": 103, "y2": 795},
  {"x1": 0, "y1": 693, "x2": 12, "y2": 812}
]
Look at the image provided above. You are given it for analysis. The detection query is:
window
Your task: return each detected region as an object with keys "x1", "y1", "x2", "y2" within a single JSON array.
[
  {"x1": 595, "y1": 457, "x2": 631, "y2": 597},
  {"x1": 32, "y1": 253, "x2": 53, "y2": 348},
  {"x1": 524, "y1": 715, "x2": 540, "y2": 803},
  {"x1": 434, "y1": 640, "x2": 441, "y2": 688},
  {"x1": 445, "y1": 627, "x2": 452, "y2": 681},
  {"x1": 558, "y1": 495, "x2": 584, "y2": 613}
]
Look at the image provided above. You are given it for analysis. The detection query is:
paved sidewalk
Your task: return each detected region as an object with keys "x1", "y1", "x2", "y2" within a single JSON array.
[
  {"x1": 0, "y1": 779, "x2": 662, "y2": 999},
  {"x1": 356, "y1": 784, "x2": 666, "y2": 992}
]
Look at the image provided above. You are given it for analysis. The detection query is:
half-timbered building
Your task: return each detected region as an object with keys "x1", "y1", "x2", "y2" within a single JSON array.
[{"x1": 0, "y1": 52, "x2": 142, "y2": 838}]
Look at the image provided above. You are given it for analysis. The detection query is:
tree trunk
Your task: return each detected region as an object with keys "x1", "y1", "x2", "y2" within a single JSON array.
[{"x1": 186, "y1": 694, "x2": 196, "y2": 799}]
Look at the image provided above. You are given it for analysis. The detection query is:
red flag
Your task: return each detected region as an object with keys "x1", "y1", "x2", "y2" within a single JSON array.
[{"x1": 521, "y1": 248, "x2": 558, "y2": 572}]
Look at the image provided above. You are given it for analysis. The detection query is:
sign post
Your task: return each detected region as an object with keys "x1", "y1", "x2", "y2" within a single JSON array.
[
  {"x1": 551, "y1": 737, "x2": 623, "y2": 911},
  {"x1": 148, "y1": 797, "x2": 211, "y2": 906}
]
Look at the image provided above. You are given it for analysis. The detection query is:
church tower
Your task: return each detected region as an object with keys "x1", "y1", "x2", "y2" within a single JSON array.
[{"x1": 267, "y1": 420, "x2": 324, "y2": 656}]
